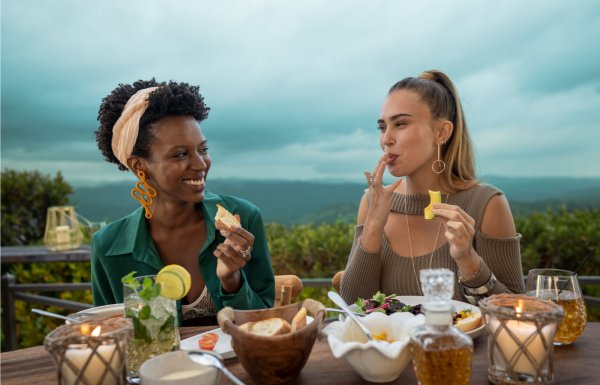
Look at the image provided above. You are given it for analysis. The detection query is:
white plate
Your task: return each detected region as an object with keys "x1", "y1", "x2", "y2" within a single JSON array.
[
  {"x1": 350, "y1": 296, "x2": 485, "y2": 339},
  {"x1": 180, "y1": 328, "x2": 236, "y2": 359}
]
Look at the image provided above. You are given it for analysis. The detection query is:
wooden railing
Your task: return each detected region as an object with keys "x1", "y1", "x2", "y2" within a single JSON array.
[{"x1": 2, "y1": 245, "x2": 599, "y2": 351}]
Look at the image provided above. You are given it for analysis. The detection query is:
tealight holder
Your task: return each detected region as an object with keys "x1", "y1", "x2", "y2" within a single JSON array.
[
  {"x1": 44, "y1": 316, "x2": 132, "y2": 385},
  {"x1": 479, "y1": 294, "x2": 564, "y2": 385},
  {"x1": 43, "y1": 206, "x2": 84, "y2": 251}
]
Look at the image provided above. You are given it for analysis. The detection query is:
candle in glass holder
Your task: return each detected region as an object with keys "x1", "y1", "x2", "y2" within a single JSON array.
[
  {"x1": 480, "y1": 294, "x2": 564, "y2": 385},
  {"x1": 487, "y1": 301, "x2": 554, "y2": 376},
  {"x1": 61, "y1": 325, "x2": 119, "y2": 385},
  {"x1": 45, "y1": 316, "x2": 131, "y2": 385}
]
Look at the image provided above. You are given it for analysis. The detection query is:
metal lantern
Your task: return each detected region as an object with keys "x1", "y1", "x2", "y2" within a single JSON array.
[{"x1": 43, "y1": 206, "x2": 84, "y2": 251}]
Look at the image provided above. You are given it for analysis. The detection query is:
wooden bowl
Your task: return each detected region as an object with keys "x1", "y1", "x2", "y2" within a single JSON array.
[{"x1": 217, "y1": 299, "x2": 326, "y2": 385}]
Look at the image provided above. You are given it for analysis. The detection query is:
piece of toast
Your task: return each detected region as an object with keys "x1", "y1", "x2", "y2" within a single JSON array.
[
  {"x1": 239, "y1": 318, "x2": 291, "y2": 336},
  {"x1": 215, "y1": 204, "x2": 241, "y2": 230},
  {"x1": 291, "y1": 307, "x2": 307, "y2": 333}
]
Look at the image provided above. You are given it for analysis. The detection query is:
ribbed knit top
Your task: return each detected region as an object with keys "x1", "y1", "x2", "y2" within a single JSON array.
[{"x1": 340, "y1": 184, "x2": 525, "y2": 304}]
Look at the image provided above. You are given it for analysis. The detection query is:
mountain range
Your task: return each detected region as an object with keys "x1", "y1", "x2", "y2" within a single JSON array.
[{"x1": 70, "y1": 176, "x2": 600, "y2": 225}]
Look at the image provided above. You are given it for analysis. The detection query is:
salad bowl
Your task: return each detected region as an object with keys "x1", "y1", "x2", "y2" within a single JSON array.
[{"x1": 323, "y1": 311, "x2": 425, "y2": 383}]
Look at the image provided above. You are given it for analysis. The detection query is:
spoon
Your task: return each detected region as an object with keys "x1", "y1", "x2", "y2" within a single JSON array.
[
  {"x1": 328, "y1": 291, "x2": 373, "y2": 341},
  {"x1": 32, "y1": 308, "x2": 83, "y2": 324},
  {"x1": 188, "y1": 351, "x2": 245, "y2": 385}
]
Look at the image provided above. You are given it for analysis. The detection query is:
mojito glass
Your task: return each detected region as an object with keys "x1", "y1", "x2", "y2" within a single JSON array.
[{"x1": 123, "y1": 275, "x2": 180, "y2": 383}]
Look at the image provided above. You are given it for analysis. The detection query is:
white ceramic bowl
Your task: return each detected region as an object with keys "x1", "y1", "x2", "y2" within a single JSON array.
[
  {"x1": 323, "y1": 312, "x2": 425, "y2": 383},
  {"x1": 139, "y1": 350, "x2": 221, "y2": 385}
]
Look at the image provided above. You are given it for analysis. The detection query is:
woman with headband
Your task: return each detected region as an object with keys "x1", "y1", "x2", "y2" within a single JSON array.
[
  {"x1": 340, "y1": 70, "x2": 525, "y2": 305},
  {"x1": 92, "y1": 79, "x2": 274, "y2": 324}
]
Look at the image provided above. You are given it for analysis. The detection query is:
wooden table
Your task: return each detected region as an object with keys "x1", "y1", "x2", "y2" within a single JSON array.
[{"x1": 2, "y1": 323, "x2": 598, "y2": 385}]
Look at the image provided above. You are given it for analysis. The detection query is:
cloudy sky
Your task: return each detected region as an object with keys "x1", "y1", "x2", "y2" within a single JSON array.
[{"x1": 2, "y1": 0, "x2": 599, "y2": 186}]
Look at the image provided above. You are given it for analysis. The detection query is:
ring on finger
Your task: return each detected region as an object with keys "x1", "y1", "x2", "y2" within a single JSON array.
[
  {"x1": 241, "y1": 246, "x2": 252, "y2": 260},
  {"x1": 368, "y1": 175, "x2": 375, "y2": 188}
]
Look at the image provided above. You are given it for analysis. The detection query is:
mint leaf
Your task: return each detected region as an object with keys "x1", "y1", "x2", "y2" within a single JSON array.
[
  {"x1": 122, "y1": 271, "x2": 140, "y2": 290},
  {"x1": 132, "y1": 317, "x2": 151, "y2": 342},
  {"x1": 139, "y1": 305, "x2": 151, "y2": 320}
]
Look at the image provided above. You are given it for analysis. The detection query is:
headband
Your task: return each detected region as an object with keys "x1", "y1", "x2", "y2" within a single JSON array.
[{"x1": 111, "y1": 86, "x2": 158, "y2": 169}]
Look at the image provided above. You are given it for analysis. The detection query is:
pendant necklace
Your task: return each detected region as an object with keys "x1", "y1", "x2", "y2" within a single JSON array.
[{"x1": 404, "y1": 181, "x2": 448, "y2": 296}]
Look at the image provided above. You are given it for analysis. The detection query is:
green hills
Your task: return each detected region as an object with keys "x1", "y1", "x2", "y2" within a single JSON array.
[{"x1": 70, "y1": 176, "x2": 600, "y2": 225}]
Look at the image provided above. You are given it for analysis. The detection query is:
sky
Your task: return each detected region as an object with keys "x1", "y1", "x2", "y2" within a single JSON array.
[{"x1": 2, "y1": 0, "x2": 600, "y2": 187}]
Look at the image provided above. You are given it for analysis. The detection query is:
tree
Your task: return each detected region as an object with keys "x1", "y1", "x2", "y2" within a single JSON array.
[{"x1": 1, "y1": 168, "x2": 73, "y2": 246}]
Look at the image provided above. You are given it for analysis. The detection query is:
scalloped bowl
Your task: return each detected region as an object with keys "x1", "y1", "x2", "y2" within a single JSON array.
[{"x1": 323, "y1": 312, "x2": 425, "y2": 383}]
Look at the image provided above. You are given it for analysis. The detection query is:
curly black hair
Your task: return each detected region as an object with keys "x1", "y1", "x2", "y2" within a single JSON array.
[{"x1": 96, "y1": 79, "x2": 210, "y2": 171}]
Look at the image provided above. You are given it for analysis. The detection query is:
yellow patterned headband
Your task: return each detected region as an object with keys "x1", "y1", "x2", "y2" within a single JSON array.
[{"x1": 111, "y1": 87, "x2": 158, "y2": 169}]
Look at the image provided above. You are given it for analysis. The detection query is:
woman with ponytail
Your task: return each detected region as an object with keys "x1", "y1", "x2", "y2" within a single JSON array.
[{"x1": 340, "y1": 70, "x2": 524, "y2": 305}]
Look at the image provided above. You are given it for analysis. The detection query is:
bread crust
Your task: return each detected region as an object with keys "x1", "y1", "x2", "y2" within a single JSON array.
[
  {"x1": 291, "y1": 307, "x2": 307, "y2": 332},
  {"x1": 454, "y1": 311, "x2": 482, "y2": 332},
  {"x1": 215, "y1": 204, "x2": 241, "y2": 230}
]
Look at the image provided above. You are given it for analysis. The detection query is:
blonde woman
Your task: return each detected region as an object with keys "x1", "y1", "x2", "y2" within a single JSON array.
[{"x1": 340, "y1": 70, "x2": 525, "y2": 305}]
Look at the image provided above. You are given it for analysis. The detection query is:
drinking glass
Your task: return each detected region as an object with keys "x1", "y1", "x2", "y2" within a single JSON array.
[
  {"x1": 123, "y1": 275, "x2": 180, "y2": 384},
  {"x1": 526, "y1": 269, "x2": 587, "y2": 345}
]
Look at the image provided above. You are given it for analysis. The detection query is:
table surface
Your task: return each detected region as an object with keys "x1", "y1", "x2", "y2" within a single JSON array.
[{"x1": 2, "y1": 323, "x2": 598, "y2": 385}]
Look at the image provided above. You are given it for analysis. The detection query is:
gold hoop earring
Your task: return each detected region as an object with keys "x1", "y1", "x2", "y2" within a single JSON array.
[
  {"x1": 432, "y1": 143, "x2": 446, "y2": 175},
  {"x1": 131, "y1": 170, "x2": 157, "y2": 219}
]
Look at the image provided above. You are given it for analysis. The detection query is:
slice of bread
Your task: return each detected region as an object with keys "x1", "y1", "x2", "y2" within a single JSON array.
[
  {"x1": 291, "y1": 307, "x2": 307, "y2": 333},
  {"x1": 454, "y1": 311, "x2": 482, "y2": 332},
  {"x1": 248, "y1": 318, "x2": 291, "y2": 336},
  {"x1": 215, "y1": 204, "x2": 241, "y2": 230}
]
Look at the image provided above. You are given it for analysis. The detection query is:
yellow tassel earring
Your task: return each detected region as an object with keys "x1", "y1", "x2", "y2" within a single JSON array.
[{"x1": 131, "y1": 170, "x2": 157, "y2": 219}]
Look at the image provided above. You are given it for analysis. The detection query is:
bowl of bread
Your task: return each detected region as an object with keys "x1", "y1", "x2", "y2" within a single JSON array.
[{"x1": 217, "y1": 299, "x2": 326, "y2": 385}]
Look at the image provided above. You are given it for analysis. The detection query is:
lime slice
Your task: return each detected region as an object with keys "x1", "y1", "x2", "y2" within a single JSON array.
[{"x1": 156, "y1": 264, "x2": 191, "y2": 300}]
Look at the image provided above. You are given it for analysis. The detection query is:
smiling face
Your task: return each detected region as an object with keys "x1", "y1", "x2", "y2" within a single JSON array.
[
  {"x1": 136, "y1": 115, "x2": 211, "y2": 204},
  {"x1": 378, "y1": 90, "x2": 441, "y2": 178}
]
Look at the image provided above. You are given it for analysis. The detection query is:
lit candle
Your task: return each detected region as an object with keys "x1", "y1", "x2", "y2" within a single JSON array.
[
  {"x1": 488, "y1": 301, "x2": 553, "y2": 376},
  {"x1": 56, "y1": 225, "x2": 71, "y2": 244},
  {"x1": 61, "y1": 325, "x2": 120, "y2": 385}
]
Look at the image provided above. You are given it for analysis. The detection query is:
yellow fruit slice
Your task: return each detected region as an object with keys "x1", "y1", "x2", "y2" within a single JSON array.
[
  {"x1": 156, "y1": 264, "x2": 192, "y2": 300},
  {"x1": 424, "y1": 190, "x2": 442, "y2": 220}
]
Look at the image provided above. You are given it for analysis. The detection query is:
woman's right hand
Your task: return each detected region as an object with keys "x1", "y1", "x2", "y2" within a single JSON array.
[{"x1": 360, "y1": 155, "x2": 403, "y2": 251}]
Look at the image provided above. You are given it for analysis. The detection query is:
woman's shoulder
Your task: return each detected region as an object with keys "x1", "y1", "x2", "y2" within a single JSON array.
[{"x1": 92, "y1": 208, "x2": 144, "y2": 250}]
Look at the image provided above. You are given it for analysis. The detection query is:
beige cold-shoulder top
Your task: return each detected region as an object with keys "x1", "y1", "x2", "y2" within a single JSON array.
[{"x1": 340, "y1": 184, "x2": 525, "y2": 304}]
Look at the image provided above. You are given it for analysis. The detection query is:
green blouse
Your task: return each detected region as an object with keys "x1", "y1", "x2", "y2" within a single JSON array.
[{"x1": 91, "y1": 190, "x2": 275, "y2": 318}]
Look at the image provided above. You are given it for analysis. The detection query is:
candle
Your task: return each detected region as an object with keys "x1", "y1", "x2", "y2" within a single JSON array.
[
  {"x1": 56, "y1": 225, "x2": 71, "y2": 244},
  {"x1": 61, "y1": 326, "x2": 120, "y2": 385},
  {"x1": 487, "y1": 301, "x2": 553, "y2": 377}
]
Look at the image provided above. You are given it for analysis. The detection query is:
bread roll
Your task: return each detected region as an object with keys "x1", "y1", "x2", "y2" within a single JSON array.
[
  {"x1": 291, "y1": 307, "x2": 307, "y2": 332},
  {"x1": 215, "y1": 204, "x2": 240, "y2": 230},
  {"x1": 239, "y1": 318, "x2": 291, "y2": 336},
  {"x1": 454, "y1": 311, "x2": 482, "y2": 332}
]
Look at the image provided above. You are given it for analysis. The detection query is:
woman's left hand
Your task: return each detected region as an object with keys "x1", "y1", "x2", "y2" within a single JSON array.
[
  {"x1": 431, "y1": 203, "x2": 476, "y2": 261},
  {"x1": 214, "y1": 222, "x2": 255, "y2": 289}
]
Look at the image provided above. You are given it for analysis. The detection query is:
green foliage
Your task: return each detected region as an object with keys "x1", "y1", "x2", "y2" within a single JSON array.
[
  {"x1": 1, "y1": 168, "x2": 73, "y2": 246},
  {"x1": 4, "y1": 261, "x2": 92, "y2": 350},
  {"x1": 515, "y1": 206, "x2": 600, "y2": 275},
  {"x1": 267, "y1": 221, "x2": 354, "y2": 278}
]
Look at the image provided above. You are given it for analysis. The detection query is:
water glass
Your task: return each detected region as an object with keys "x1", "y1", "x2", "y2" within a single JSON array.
[
  {"x1": 123, "y1": 275, "x2": 180, "y2": 384},
  {"x1": 526, "y1": 269, "x2": 587, "y2": 345}
]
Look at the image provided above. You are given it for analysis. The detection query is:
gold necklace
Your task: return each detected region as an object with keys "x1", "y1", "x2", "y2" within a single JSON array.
[{"x1": 404, "y1": 182, "x2": 447, "y2": 296}]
